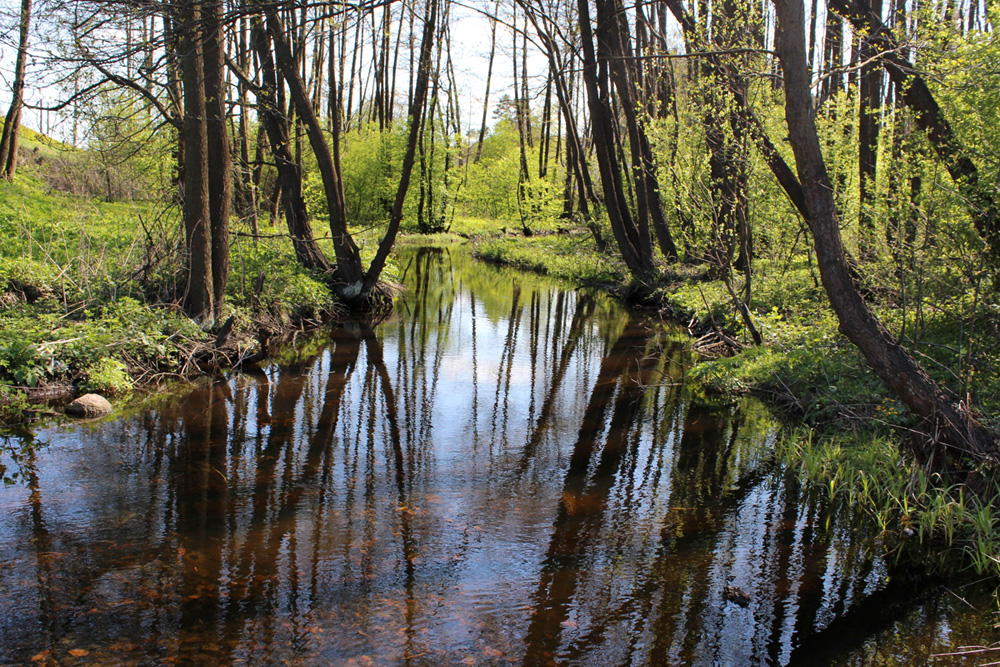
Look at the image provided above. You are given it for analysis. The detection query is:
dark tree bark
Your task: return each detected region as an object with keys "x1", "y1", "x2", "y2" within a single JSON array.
[
  {"x1": 857, "y1": 0, "x2": 883, "y2": 243},
  {"x1": 362, "y1": 0, "x2": 440, "y2": 296},
  {"x1": 244, "y1": 18, "x2": 332, "y2": 273},
  {"x1": 0, "y1": 0, "x2": 32, "y2": 180},
  {"x1": 267, "y1": 10, "x2": 365, "y2": 291},
  {"x1": 204, "y1": 0, "x2": 231, "y2": 322},
  {"x1": 820, "y1": 12, "x2": 844, "y2": 103},
  {"x1": 599, "y1": 0, "x2": 679, "y2": 261},
  {"x1": 178, "y1": 0, "x2": 214, "y2": 324},
  {"x1": 577, "y1": 0, "x2": 654, "y2": 276},
  {"x1": 539, "y1": 72, "x2": 552, "y2": 178},
  {"x1": 773, "y1": 0, "x2": 996, "y2": 460},
  {"x1": 235, "y1": 15, "x2": 258, "y2": 231}
]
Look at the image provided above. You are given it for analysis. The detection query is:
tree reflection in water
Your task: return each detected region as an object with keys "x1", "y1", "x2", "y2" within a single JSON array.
[{"x1": 0, "y1": 247, "x2": 991, "y2": 666}]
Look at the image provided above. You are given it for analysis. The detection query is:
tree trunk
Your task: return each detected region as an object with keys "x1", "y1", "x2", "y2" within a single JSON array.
[
  {"x1": 362, "y1": 0, "x2": 440, "y2": 297},
  {"x1": 773, "y1": 0, "x2": 996, "y2": 461},
  {"x1": 475, "y1": 0, "x2": 500, "y2": 163},
  {"x1": 204, "y1": 0, "x2": 231, "y2": 322},
  {"x1": 820, "y1": 13, "x2": 844, "y2": 103},
  {"x1": 267, "y1": 10, "x2": 365, "y2": 292},
  {"x1": 178, "y1": 0, "x2": 214, "y2": 324},
  {"x1": 247, "y1": 17, "x2": 332, "y2": 273},
  {"x1": 518, "y1": 3, "x2": 599, "y2": 214},
  {"x1": 600, "y1": 0, "x2": 678, "y2": 261},
  {"x1": 0, "y1": 0, "x2": 32, "y2": 180},
  {"x1": 577, "y1": 0, "x2": 653, "y2": 276},
  {"x1": 857, "y1": 0, "x2": 883, "y2": 245}
]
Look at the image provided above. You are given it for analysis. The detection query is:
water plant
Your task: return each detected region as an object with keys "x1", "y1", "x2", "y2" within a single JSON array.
[{"x1": 776, "y1": 426, "x2": 1000, "y2": 584}]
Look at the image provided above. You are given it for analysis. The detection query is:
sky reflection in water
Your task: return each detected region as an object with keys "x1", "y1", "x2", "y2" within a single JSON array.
[{"x1": 0, "y1": 246, "x2": 992, "y2": 666}]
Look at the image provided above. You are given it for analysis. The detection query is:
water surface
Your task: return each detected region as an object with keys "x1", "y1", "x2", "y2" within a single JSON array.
[{"x1": 0, "y1": 246, "x2": 994, "y2": 666}]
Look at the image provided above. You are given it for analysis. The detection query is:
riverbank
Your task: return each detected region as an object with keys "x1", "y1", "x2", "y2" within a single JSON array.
[
  {"x1": 3, "y1": 173, "x2": 999, "y2": 588},
  {"x1": 3, "y1": 243, "x2": 993, "y2": 665},
  {"x1": 462, "y1": 219, "x2": 1000, "y2": 585},
  {"x1": 472, "y1": 224, "x2": 999, "y2": 430},
  {"x1": 0, "y1": 167, "x2": 353, "y2": 422}
]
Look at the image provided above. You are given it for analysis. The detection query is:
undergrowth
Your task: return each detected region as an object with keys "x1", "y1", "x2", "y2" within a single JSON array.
[
  {"x1": 0, "y1": 166, "x2": 340, "y2": 420},
  {"x1": 778, "y1": 427, "x2": 1000, "y2": 583}
]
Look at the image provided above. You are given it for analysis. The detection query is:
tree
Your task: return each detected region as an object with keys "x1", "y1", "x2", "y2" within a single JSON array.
[
  {"x1": 177, "y1": 0, "x2": 215, "y2": 324},
  {"x1": 830, "y1": 0, "x2": 1000, "y2": 263},
  {"x1": 203, "y1": 0, "x2": 231, "y2": 323},
  {"x1": 576, "y1": 0, "x2": 655, "y2": 277},
  {"x1": 265, "y1": 0, "x2": 439, "y2": 305},
  {"x1": 0, "y1": 0, "x2": 33, "y2": 179},
  {"x1": 772, "y1": 0, "x2": 996, "y2": 462},
  {"x1": 238, "y1": 13, "x2": 332, "y2": 272}
]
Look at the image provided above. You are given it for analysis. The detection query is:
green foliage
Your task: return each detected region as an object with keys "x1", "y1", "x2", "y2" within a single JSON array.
[
  {"x1": 778, "y1": 428, "x2": 1000, "y2": 580},
  {"x1": 475, "y1": 233, "x2": 626, "y2": 284},
  {"x1": 83, "y1": 357, "x2": 132, "y2": 397},
  {"x1": 0, "y1": 339, "x2": 53, "y2": 387},
  {"x1": 228, "y1": 235, "x2": 334, "y2": 320},
  {"x1": 1, "y1": 97, "x2": 174, "y2": 202},
  {"x1": 0, "y1": 163, "x2": 343, "y2": 421},
  {"x1": 461, "y1": 153, "x2": 522, "y2": 220},
  {"x1": 458, "y1": 120, "x2": 563, "y2": 229},
  {"x1": 304, "y1": 121, "x2": 407, "y2": 230}
]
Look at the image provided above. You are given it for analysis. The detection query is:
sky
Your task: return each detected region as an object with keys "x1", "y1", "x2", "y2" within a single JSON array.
[
  {"x1": 0, "y1": 0, "x2": 827, "y2": 147},
  {"x1": 0, "y1": 0, "x2": 555, "y2": 146}
]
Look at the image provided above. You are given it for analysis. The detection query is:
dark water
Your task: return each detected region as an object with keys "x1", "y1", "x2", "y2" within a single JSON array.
[{"x1": 0, "y1": 246, "x2": 994, "y2": 666}]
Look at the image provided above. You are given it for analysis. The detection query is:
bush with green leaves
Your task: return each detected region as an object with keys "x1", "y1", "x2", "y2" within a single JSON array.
[
  {"x1": 228, "y1": 235, "x2": 334, "y2": 320},
  {"x1": 83, "y1": 357, "x2": 132, "y2": 396}
]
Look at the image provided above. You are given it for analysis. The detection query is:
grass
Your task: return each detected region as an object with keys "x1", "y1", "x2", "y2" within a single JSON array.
[
  {"x1": 475, "y1": 232, "x2": 627, "y2": 284},
  {"x1": 778, "y1": 427, "x2": 1000, "y2": 581},
  {"x1": 0, "y1": 143, "x2": 341, "y2": 420}
]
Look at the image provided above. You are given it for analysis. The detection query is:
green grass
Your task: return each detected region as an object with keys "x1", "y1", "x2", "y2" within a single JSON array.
[
  {"x1": 475, "y1": 232, "x2": 627, "y2": 284},
  {"x1": 0, "y1": 146, "x2": 341, "y2": 419},
  {"x1": 778, "y1": 427, "x2": 1000, "y2": 581}
]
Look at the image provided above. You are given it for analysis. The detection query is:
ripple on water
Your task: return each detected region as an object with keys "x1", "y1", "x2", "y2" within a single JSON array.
[{"x1": 0, "y1": 247, "x2": 995, "y2": 666}]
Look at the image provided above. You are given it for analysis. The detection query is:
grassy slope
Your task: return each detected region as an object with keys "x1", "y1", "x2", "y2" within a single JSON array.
[{"x1": 0, "y1": 131, "x2": 340, "y2": 414}]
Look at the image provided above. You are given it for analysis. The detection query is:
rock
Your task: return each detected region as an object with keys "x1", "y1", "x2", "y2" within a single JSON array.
[
  {"x1": 65, "y1": 393, "x2": 113, "y2": 417},
  {"x1": 723, "y1": 585, "x2": 751, "y2": 608}
]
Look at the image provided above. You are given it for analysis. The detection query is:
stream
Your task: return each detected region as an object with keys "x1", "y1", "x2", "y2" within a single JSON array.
[{"x1": 0, "y1": 245, "x2": 994, "y2": 666}]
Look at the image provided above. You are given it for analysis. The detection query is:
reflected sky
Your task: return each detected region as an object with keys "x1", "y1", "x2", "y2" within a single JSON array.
[{"x1": 0, "y1": 246, "x2": 993, "y2": 666}]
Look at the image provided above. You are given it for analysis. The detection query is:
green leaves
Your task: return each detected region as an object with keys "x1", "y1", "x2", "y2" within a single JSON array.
[{"x1": 0, "y1": 339, "x2": 50, "y2": 387}]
